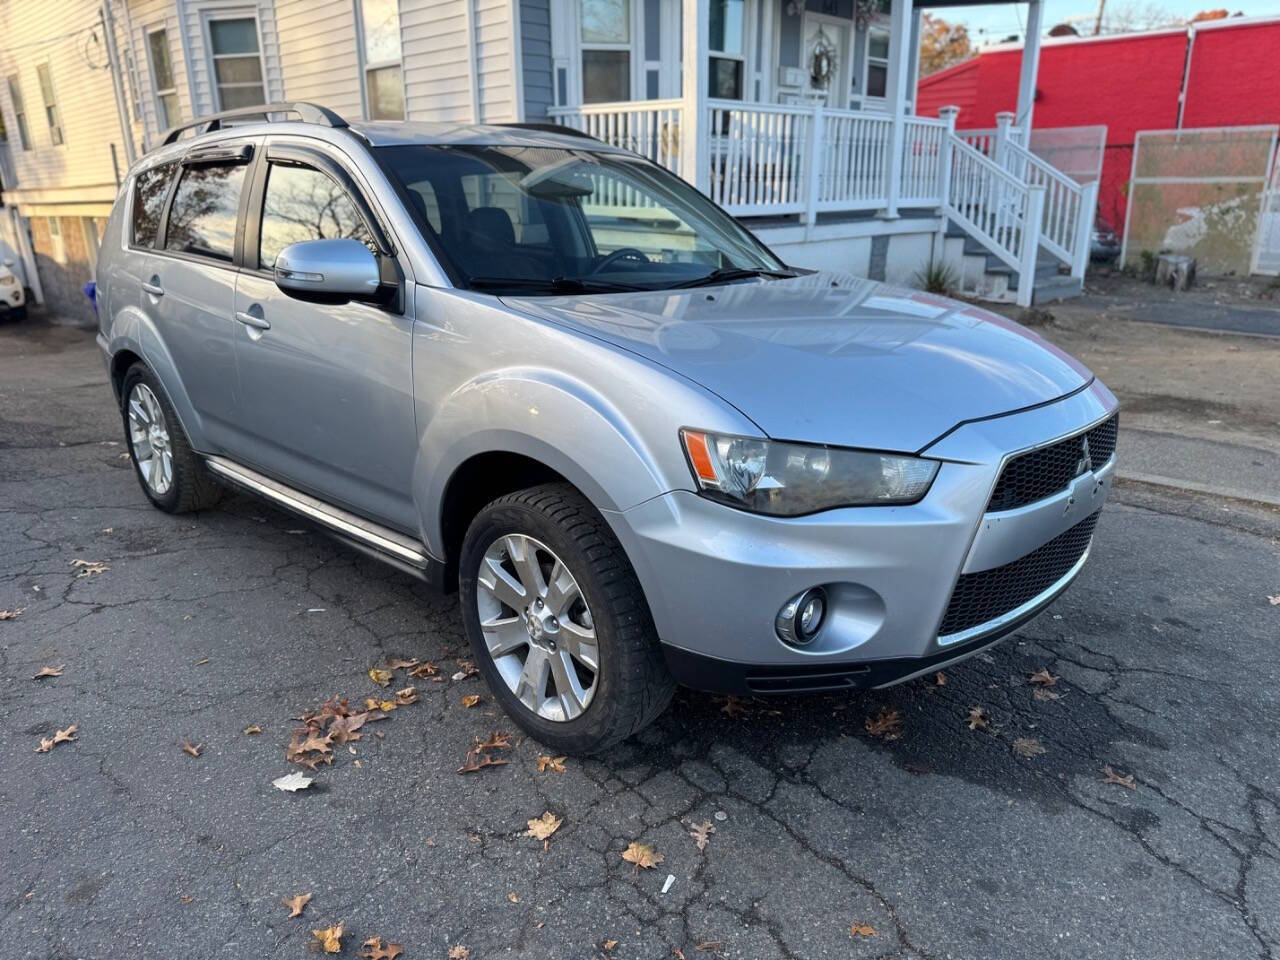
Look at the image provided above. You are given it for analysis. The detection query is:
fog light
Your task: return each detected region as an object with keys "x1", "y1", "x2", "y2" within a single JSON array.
[{"x1": 776, "y1": 587, "x2": 827, "y2": 646}]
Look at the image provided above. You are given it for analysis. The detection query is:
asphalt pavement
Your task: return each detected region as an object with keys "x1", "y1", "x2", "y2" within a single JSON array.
[{"x1": 1, "y1": 319, "x2": 1278, "y2": 960}]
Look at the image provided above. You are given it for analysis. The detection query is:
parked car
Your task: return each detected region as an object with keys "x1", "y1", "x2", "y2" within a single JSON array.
[
  {"x1": 0, "y1": 260, "x2": 26, "y2": 321},
  {"x1": 95, "y1": 103, "x2": 1118, "y2": 753},
  {"x1": 1091, "y1": 217, "x2": 1121, "y2": 262}
]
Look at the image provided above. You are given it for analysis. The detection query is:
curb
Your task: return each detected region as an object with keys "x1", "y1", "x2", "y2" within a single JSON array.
[{"x1": 1116, "y1": 471, "x2": 1280, "y2": 511}]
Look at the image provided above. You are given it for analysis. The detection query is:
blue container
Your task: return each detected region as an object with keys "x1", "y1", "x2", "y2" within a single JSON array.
[{"x1": 83, "y1": 280, "x2": 98, "y2": 319}]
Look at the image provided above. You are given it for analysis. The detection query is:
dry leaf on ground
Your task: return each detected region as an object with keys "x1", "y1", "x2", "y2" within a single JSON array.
[
  {"x1": 408, "y1": 661, "x2": 439, "y2": 678},
  {"x1": 525, "y1": 811, "x2": 563, "y2": 841},
  {"x1": 1013, "y1": 737, "x2": 1046, "y2": 758},
  {"x1": 272, "y1": 771, "x2": 314, "y2": 792},
  {"x1": 181, "y1": 739, "x2": 202, "y2": 758},
  {"x1": 1267, "y1": 595, "x2": 1280, "y2": 606},
  {"x1": 284, "y1": 892, "x2": 311, "y2": 917},
  {"x1": 243, "y1": 725, "x2": 262, "y2": 735},
  {"x1": 395, "y1": 686, "x2": 418, "y2": 705},
  {"x1": 70, "y1": 559, "x2": 109, "y2": 578},
  {"x1": 0, "y1": 607, "x2": 25, "y2": 620},
  {"x1": 368, "y1": 667, "x2": 393, "y2": 687},
  {"x1": 365, "y1": 697, "x2": 398, "y2": 713},
  {"x1": 35, "y1": 724, "x2": 77, "y2": 753},
  {"x1": 32, "y1": 664, "x2": 64, "y2": 679},
  {"x1": 1033, "y1": 687, "x2": 1064, "y2": 702},
  {"x1": 477, "y1": 731, "x2": 512, "y2": 750},
  {"x1": 506, "y1": 891, "x2": 519, "y2": 903},
  {"x1": 458, "y1": 746, "x2": 509, "y2": 774},
  {"x1": 448, "y1": 946, "x2": 469, "y2": 960},
  {"x1": 386, "y1": 657, "x2": 420, "y2": 669},
  {"x1": 716, "y1": 695, "x2": 748, "y2": 717},
  {"x1": 864, "y1": 707, "x2": 903, "y2": 740},
  {"x1": 934, "y1": 671, "x2": 948, "y2": 686},
  {"x1": 603, "y1": 940, "x2": 618, "y2": 951},
  {"x1": 689, "y1": 820, "x2": 715, "y2": 851},
  {"x1": 1101, "y1": 765, "x2": 1137, "y2": 789},
  {"x1": 621, "y1": 841, "x2": 663, "y2": 870},
  {"x1": 850, "y1": 922, "x2": 878, "y2": 937},
  {"x1": 461, "y1": 694, "x2": 481, "y2": 708},
  {"x1": 536, "y1": 754, "x2": 566, "y2": 773},
  {"x1": 967, "y1": 706, "x2": 989, "y2": 731},
  {"x1": 1028, "y1": 668, "x2": 1060, "y2": 687},
  {"x1": 358, "y1": 937, "x2": 403, "y2": 960},
  {"x1": 311, "y1": 923, "x2": 343, "y2": 954}
]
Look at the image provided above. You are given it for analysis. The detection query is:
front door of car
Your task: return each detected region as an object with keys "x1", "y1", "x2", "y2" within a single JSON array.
[{"x1": 230, "y1": 149, "x2": 418, "y2": 533}]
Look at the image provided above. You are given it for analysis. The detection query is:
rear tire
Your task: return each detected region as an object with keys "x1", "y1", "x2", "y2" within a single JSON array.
[
  {"x1": 459, "y1": 483, "x2": 675, "y2": 754},
  {"x1": 120, "y1": 363, "x2": 223, "y2": 514}
]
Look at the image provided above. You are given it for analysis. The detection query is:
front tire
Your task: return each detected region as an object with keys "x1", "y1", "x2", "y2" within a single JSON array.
[
  {"x1": 120, "y1": 363, "x2": 222, "y2": 514},
  {"x1": 459, "y1": 483, "x2": 675, "y2": 754}
]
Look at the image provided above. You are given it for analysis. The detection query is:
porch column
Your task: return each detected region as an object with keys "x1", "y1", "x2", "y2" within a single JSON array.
[
  {"x1": 680, "y1": 0, "x2": 711, "y2": 193},
  {"x1": 1016, "y1": 0, "x2": 1044, "y2": 132},
  {"x1": 882, "y1": 0, "x2": 914, "y2": 218}
]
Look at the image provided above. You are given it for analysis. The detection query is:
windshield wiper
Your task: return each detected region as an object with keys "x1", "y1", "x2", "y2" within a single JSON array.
[
  {"x1": 668, "y1": 266, "x2": 797, "y2": 289},
  {"x1": 467, "y1": 275, "x2": 644, "y2": 294}
]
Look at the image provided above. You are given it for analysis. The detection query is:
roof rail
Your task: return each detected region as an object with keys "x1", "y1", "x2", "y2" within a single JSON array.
[
  {"x1": 161, "y1": 102, "x2": 347, "y2": 146},
  {"x1": 497, "y1": 122, "x2": 599, "y2": 142}
]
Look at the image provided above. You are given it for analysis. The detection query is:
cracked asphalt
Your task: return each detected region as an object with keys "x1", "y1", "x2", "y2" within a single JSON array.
[{"x1": 2, "y1": 319, "x2": 1279, "y2": 960}]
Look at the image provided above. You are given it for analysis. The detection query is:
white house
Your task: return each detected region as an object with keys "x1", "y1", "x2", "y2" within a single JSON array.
[{"x1": 0, "y1": 0, "x2": 1093, "y2": 321}]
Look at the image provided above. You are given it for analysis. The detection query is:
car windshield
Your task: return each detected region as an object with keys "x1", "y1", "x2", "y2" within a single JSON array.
[{"x1": 374, "y1": 143, "x2": 791, "y2": 294}]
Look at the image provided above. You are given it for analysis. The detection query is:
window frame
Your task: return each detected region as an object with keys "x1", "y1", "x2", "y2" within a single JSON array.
[
  {"x1": 34, "y1": 63, "x2": 63, "y2": 146},
  {"x1": 155, "y1": 142, "x2": 256, "y2": 269},
  {"x1": 577, "y1": 0, "x2": 640, "y2": 104},
  {"x1": 860, "y1": 24, "x2": 891, "y2": 108},
  {"x1": 356, "y1": 0, "x2": 405, "y2": 121},
  {"x1": 203, "y1": 12, "x2": 268, "y2": 111},
  {"x1": 6, "y1": 75, "x2": 31, "y2": 151},
  {"x1": 47, "y1": 216, "x2": 65, "y2": 263},
  {"x1": 127, "y1": 160, "x2": 180, "y2": 251},
  {"x1": 708, "y1": 0, "x2": 747, "y2": 101},
  {"x1": 145, "y1": 26, "x2": 182, "y2": 133}
]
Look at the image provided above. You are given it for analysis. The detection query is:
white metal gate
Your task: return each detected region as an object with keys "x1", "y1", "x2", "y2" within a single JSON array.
[{"x1": 1251, "y1": 145, "x2": 1280, "y2": 275}]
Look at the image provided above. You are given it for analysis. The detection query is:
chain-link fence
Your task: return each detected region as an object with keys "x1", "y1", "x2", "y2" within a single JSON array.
[{"x1": 1121, "y1": 125, "x2": 1279, "y2": 275}]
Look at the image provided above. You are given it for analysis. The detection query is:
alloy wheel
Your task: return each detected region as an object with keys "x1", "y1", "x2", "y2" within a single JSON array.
[
  {"x1": 127, "y1": 383, "x2": 174, "y2": 496},
  {"x1": 475, "y1": 533, "x2": 599, "y2": 722}
]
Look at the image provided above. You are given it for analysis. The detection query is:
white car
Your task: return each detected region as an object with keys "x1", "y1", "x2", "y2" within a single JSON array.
[{"x1": 0, "y1": 260, "x2": 25, "y2": 321}]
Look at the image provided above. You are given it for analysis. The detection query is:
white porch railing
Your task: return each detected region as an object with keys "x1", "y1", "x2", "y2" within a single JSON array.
[
  {"x1": 1002, "y1": 138, "x2": 1098, "y2": 277},
  {"x1": 548, "y1": 99, "x2": 684, "y2": 176},
  {"x1": 707, "y1": 100, "x2": 811, "y2": 215}
]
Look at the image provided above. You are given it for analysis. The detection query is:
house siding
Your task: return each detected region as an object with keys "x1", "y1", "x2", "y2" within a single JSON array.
[
  {"x1": 123, "y1": 0, "x2": 196, "y2": 150},
  {"x1": 401, "y1": 0, "x2": 518, "y2": 122},
  {"x1": 521, "y1": 0, "x2": 554, "y2": 120},
  {"x1": 275, "y1": 0, "x2": 364, "y2": 119}
]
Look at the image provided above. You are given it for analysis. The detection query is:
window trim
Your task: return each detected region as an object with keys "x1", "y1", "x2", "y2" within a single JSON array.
[
  {"x1": 202, "y1": 11, "x2": 268, "y2": 112},
  {"x1": 35, "y1": 62, "x2": 63, "y2": 146},
  {"x1": 145, "y1": 25, "x2": 181, "y2": 133},
  {"x1": 155, "y1": 141, "x2": 256, "y2": 268},
  {"x1": 48, "y1": 216, "x2": 65, "y2": 263},
  {"x1": 355, "y1": 0, "x2": 406, "y2": 121},
  {"x1": 4, "y1": 75, "x2": 29, "y2": 151},
  {"x1": 577, "y1": 0, "x2": 641, "y2": 104},
  {"x1": 860, "y1": 23, "x2": 891, "y2": 108}
]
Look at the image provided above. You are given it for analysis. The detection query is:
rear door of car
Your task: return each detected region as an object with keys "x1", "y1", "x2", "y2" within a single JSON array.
[
  {"x1": 147, "y1": 139, "x2": 259, "y2": 452},
  {"x1": 229, "y1": 138, "x2": 418, "y2": 532}
]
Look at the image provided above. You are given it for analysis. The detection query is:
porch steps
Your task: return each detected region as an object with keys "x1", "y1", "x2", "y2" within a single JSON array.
[{"x1": 945, "y1": 223, "x2": 1083, "y2": 306}]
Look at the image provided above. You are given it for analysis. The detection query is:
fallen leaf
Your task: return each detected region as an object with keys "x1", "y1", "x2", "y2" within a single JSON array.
[
  {"x1": 1033, "y1": 688, "x2": 1064, "y2": 702},
  {"x1": 311, "y1": 922, "x2": 343, "y2": 954},
  {"x1": 458, "y1": 747, "x2": 508, "y2": 774},
  {"x1": 506, "y1": 891, "x2": 520, "y2": 903},
  {"x1": 934, "y1": 671, "x2": 948, "y2": 686},
  {"x1": 395, "y1": 686, "x2": 418, "y2": 705},
  {"x1": 70, "y1": 559, "x2": 109, "y2": 578},
  {"x1": 694, "y1": 943, "x2": 723, "y2": 953},
  {"x1": 967, "y1": 706, "x2": 989, "y2": 731},
  {"x1": 1101, "y1": 765, "x2": 1137, "y2": 790},
  {"x1": 717, "y1": 695, "x2": 748, "y2": 717},
  {"x1": 525, "y1": 811, "x2": 563, "y2": 841},
  {"x1": 621, "y1": 841, "x2": 663, "y2": 870},
  {"x1": 179, "y1": 894, "x2": 193, "y2": 904},
  {"x1": 272, "y1": 771, "x2": 314, "y2": 792},
  {"x1": 1029, "y1": 668, "x2": 1060, "y2": 687},
  {"x1": 327, "y1": 712, "x2": 367, "y2": 744},
  {"x1": 364, "y1": 697, "x2": 398, "y2": 713},
  {"x1": 35, "y1": 723, "x2": 77, "y2": 753},
  {"x1": 850, "y1": 922, "x2": 878, "y2": 938},
  {"x1": 32, "y1": 664, "x2": 65, "y2": 679},
  {"x1": 368, "y1": 667, "x2": 393, "y2": 687},
  {"x1": 0, "y1": 607, "x2": 26, "y2": 620},
  {"x1": 689, "y1": 820, "x2": 715, "y2": 851},
  {"x1": 461, "y1": 694, "x2": 481, "y2": 708},
  {"x1": 386, "y1": 657, "x2": 420, "y2": 670},
  {"x1": 448, "y1": 947, "x2": 469, "y2": 960},
  {"x1": 1013, "y1": 737, "x2": 1046, "y2": 758},
  {"x1": 194, "y1": 658, "x2": 210, "y2": 666},
  {"x1": 1267, "y1": 595, "x2": 1280, "y2": 606},
  {"x1": 477, "y1": 731, "x2": 512, "y2": 750},
  {"x1": 408, "y1": 661, "x2": 439, "y2": 678},
  {"x1": 181, "y1": 739, "x2": 202, "y2": 758},
  {"x1": 358, "y1": 937, "x2": 403, "y2": 960},
  {"x1": 864, "y1": 707, "x2": 903, "y2": 740},
  {"x1": 604, "y1": 940, "x2": 618, "y2": 952},
  {"x1": 243, "y1": 725, "x2": 262, "y2": 735},
  {"x1": 536, "y1": 754, "x2": 566, "y2": 773},
  {"x1": 456, "y1": 658, "x2": 478, "y2": 676},
  {"x1": 284, "y1": 892, "x2": 312, "y2": 917}
]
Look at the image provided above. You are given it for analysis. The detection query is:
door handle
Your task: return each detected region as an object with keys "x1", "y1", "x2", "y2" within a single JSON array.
[
  {"x1": 141, "y1": 279, "x2": 164, "y2": 296},
  {"x1": 234, "y1": 310, "x2": 271, "y2": 331}
]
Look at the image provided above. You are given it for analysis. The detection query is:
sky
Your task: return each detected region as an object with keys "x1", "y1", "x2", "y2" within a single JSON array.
[{"x1": 938, "y1": 0, "x2": 1280, "y2": 46}]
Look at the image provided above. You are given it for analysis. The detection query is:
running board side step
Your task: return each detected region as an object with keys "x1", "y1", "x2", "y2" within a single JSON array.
[{"x1": 204, "y1": 456, "x2": 442, "y2": 585}]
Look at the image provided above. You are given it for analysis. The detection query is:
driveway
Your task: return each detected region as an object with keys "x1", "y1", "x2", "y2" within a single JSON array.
[{"x1": 1, "y1": 320, "x2": 1278, "y2": 960}]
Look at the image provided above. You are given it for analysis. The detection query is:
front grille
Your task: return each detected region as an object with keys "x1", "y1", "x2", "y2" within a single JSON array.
[
  {"x1": 988, "y1": 416, "x2": 1118, "y2": 512},
  {"x1": 939, "y1": 511, "x2": 1100, "y2": 637}
]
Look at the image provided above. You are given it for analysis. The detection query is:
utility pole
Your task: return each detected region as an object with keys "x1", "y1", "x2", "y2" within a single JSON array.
[{"x1": 1092, "y1": 0, "x2": 1106, "y2": 35}]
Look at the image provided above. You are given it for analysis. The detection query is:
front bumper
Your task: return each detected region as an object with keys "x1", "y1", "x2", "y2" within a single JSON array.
[{"x1": 607, "y1": 380, "x2": 1118, "y2": 694}]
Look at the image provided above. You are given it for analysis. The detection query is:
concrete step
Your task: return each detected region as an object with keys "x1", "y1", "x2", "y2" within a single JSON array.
[{"x1": 1030, "y1": 274, "x2": 1083, "y2": 304}]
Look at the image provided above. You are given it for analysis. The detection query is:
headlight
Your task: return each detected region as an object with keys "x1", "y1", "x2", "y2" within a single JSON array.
[{"x1": 680, "y1": 429, "x2": 939, "y2": 516}]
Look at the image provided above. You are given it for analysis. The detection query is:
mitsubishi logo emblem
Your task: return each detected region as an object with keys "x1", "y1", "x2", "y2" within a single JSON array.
[{"x1": 1075, "y1": 435, "x2": 1094, "y2": 477}]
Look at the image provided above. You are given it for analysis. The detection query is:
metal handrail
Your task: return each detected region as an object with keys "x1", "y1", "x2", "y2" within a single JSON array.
[{"x1": 160, "y1": 102, "x2": 348, "y2": 146}]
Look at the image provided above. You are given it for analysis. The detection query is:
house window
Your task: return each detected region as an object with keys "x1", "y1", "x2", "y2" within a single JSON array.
[
  {"x1": 48, "y1": 216, "x2": 65, "y2": 263},
  {"x1": 581, "y1": 0, "x2": 631, "y2": 103},
  {"x1": 35, "y1": 64, "x2": 63, "y2": 145},
  {"x1": 708, "y1": 0, "x2": 745, "y2": 100},
  {"x1": 147, "y1": 28, "x2": 181, "y2": 131},
  {"x1": 207, "y1": 17, "x2": 266, "y2": 109},
  {"x1": 358, "y1": 0, "x2": 404, "y2": 120},
  {"x1": 6, "y1": 76, "x2": 31, "y2": 151},
  {"x1": 863, "y1": 27, "x2": 889, "y2": 100}
]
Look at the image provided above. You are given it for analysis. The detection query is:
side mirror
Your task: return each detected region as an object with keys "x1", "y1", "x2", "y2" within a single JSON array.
[{"x1": 274, "y1": 238, "x2": 383, "y2": 304}]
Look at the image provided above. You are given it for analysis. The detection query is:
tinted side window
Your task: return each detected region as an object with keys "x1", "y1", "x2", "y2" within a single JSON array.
[
  {"x1": 131, "y1": 163, "x2": 176, "y2": 247},
  {"x1": 258, "y1": 163, "x2": 374, "y2": 270},
  {"x1": 164, "y1": 161, "x2": 248, "y2": 262}
]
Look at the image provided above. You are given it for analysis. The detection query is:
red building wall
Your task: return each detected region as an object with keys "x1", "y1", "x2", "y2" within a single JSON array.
[{"x1": 916, "y1": 20, "x2": 1280, "y2": 229}]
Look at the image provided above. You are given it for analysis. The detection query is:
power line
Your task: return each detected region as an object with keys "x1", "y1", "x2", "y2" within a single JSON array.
[{"x1": 0, "y1": 23, "x2": 98, "y2": 55}]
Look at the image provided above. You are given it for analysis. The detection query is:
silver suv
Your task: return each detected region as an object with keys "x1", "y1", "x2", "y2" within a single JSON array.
[{"x1": 96, "y1": 103, "x2": 1117, "y2": 753}]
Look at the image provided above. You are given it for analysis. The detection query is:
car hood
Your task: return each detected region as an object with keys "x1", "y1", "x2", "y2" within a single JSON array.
[{"x1": 503, "y1": 273, "x2": 1092, "y2": 453}]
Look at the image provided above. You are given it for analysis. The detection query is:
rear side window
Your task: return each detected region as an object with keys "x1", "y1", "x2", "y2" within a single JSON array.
[
  {"x1": 131, "y1": 163, "x2": 176, "y2": 248},
  {"x1": 164, "y1": 161, "x2": 248, "y2": 262},
  {"x1": 257, "y1": 163, "x2": 374, "y2": 270}
]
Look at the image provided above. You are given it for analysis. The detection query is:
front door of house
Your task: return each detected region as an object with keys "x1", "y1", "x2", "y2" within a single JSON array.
[{"x1": 801, "y1": 14, "x2": 850, "y2": 108}]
